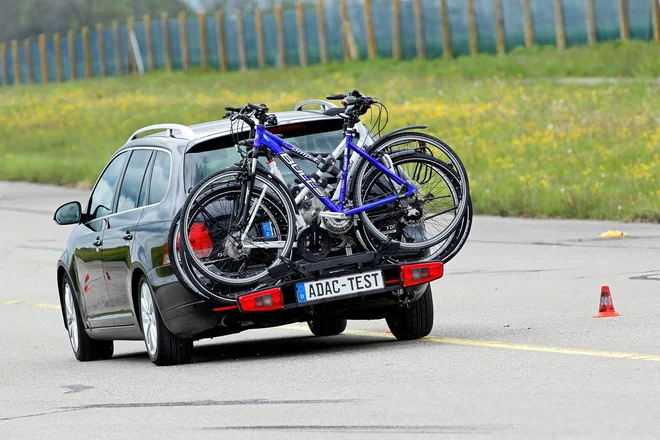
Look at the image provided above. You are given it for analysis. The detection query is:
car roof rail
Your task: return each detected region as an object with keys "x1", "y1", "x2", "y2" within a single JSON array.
[
  {"x1": 293, "y1": 100, "x2": 338, "y2": 112},
  {"x1": 126, "y1": 124, "x2": 196, "y2": 144}
]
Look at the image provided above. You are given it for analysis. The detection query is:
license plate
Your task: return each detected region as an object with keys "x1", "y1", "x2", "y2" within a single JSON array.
[{"x1": 296, "y1": 270, "x2": 384, "y2": 303}]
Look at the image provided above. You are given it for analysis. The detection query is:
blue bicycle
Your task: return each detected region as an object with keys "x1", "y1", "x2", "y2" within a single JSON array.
[{"x1": 180, "y1": 91, "x2": 469, "y2": 286}]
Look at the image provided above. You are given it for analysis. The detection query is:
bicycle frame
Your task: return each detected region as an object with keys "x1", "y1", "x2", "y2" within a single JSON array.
[{"x1": 254, "y1": 125, "x2": 415, "y2": 217}]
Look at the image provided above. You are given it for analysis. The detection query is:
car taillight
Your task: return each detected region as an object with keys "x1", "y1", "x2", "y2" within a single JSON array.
[
  {"x1": 238, "y1": 288, "x2": 284, "y2": 312},
  {"x1": 399, "y1": 262, "x2": 443, "y2": 287},
  {"x1": 189, "y1": 222, "x2": 213, "y2": 258},
  {"x1": 162, "y1": 233, "x2": 182, "y2": 266}
]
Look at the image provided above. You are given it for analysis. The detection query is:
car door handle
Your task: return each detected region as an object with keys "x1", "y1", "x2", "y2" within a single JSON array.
[
  {"x1": 93, "y1": 238, "x2": 103, "y2": 247},
  {"x1": 123, "y1": 231, "x2": 133, "y2": 241}
]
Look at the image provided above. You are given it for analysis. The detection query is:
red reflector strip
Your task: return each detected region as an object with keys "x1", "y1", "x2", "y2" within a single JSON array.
[
  {"x1": 238, "y1": 287, "x2": 284, "y2": 312},
  {"x1": 399, "y1": 262, "x2": 444, "y2": 288},
  {"x1": 212, "y1": 305, "x2": 239, "y2": 312},
  {"x1": 385, "y1": 279, "x2": 399, "y2": 285}
]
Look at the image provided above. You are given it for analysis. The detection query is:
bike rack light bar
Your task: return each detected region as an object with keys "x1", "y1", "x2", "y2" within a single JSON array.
[{"x1": 126, "y1": 124, "x2": 196, "y2": 144}]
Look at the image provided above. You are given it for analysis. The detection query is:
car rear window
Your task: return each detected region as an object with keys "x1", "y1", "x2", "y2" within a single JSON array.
[{"x1": 184, "y1": 120, "x2": 344, "y2": 190}]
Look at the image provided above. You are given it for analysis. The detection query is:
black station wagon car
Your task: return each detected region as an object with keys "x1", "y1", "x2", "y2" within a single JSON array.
[{"x1": 54, "y1": 107, "x2": 445, "y2": 366}]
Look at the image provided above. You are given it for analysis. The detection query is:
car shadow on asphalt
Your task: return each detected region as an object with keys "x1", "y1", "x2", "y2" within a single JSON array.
[{"x1": 110, "y1": 333, "x2": 399, "y2": 364}]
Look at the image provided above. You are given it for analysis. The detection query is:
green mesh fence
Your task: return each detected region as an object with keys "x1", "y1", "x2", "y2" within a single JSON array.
[{"x1": 0, "y1": 0, "x2": 657, "y2": 86}]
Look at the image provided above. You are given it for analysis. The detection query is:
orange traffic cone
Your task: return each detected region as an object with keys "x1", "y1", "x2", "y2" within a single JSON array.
[{"x1": 593, "y1": 286, "x2": 620, "y2": 318}]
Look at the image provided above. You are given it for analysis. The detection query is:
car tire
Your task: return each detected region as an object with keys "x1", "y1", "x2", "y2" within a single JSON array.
[
  {"x1": 386, "y1": 284, "x2": 434, "y2": 340},
  {"x1": 308, "y1": 318, "x2": 348, "y2": 337},
  {"x1": 138, "y1": 276, "x2": 193, "y2": 366},
  {"x1": 62, "y1": 275, "x2": 114, "y2": 361}
]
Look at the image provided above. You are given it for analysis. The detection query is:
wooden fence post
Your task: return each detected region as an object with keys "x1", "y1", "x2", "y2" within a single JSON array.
[
  {"x1": 96, "y1": 24, "x2": 106, "y2": 77},
  {"x1": 24, "y1": 39, "x2": 34, "y2": 84},
  {"x1": 392, "y1": 0, "x2": 402, "y2": 60},
  {"x1": 144, "y1": 14, "x2": 155, "y2": 71},
  {"x1": 618, "y1": 0, "x2": 630, "y2": 41},
  {"x1": 216, "y1": 11, "x2": 227, "y2": 71},
  {"x1": 199, "y1": 12, "x2": 209, "y2": 70},
  {"x1": 53, "y1": 33, "x2": 63, "y2": 82},
  {"x1": 553, "y1": 0, "x2": 566, "y2": 50},
  {"x1": 236, "y1": 9, "x2": 247, "y2": 70},
  {"x1": 522, "y1": 0, "x2": 535, "y2": 48},
  {"x1": 340, "y1": 0, "x2": 358, "y2": 60},
  {"x1": 275, "y1": 5, "x2": 286, "y2": 68},
  {"x1": 255, "y1": 9, "x2": 266, "y2": 68},
  {"x1": 584, "y1": 0, "x2": 596, "y2": 46},
  {"x1": 652, "y1": 0, "x2": 660, "y2": 41},
  {"x1": 296, "y1": 3, "x2": 309, "y2": 67},
  {"x1": 440, "y1": 0, "x2": 453, "y2": 58},
  {"x1": 111, "y1": 20, "x2": 122, "y2": 75},
  {"x1": 364, "y1": 0, "x2": 377, "y2": 58},
  {"x1": 467, "y1": 0, "x2": 479, "y2": 55},
  {"x1": 67, "y1": 30, "x2": 76, "y2": 80},
  {"x1": 161, "y1": 13, "x2": 172, "y2": 72},
  {"x1": 0, "y1": 43, "x2": 7, "y2": 86},
  {"x1": 317, "y1": 1, "x2": 329, "y2": 63},
  {"x1": 494, "y1": 0, "x2": 506, "y2": 55},
  {"x1": 11, "y1": 40, "x2": 20, "y2": 85},
  {"x1": 82, "y1": 26, "x2": 91, "y2": 79},
  {"x1": 178, "y1": 12, "x2": 189, "y2": 71},
  {"x1": 38, "y1": 34, "x2": 48, "y2": 83},
  {"x1": 127, "y1": 18, "x2": 136, "y2": 74},
  {"x1": 413, "y1": 0, "x2": 426, "y2": 59}
]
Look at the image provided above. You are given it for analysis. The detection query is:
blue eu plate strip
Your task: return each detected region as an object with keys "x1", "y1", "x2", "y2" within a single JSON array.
[{"x1": 296, "y1": 284, "x2": 307, "y2": 303}]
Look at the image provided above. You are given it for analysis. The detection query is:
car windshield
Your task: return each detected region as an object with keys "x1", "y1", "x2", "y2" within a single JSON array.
[{"x1": 184, "y1": 120, "x2": 344, "y2": 190}]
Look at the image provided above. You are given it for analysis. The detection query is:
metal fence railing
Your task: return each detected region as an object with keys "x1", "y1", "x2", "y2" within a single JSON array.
[{"x1": 0, "y1": 0, "x2": 658, "y2": 87}]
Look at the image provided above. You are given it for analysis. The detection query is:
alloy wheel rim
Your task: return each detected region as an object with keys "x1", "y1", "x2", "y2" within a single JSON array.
[
  {"x1": 64, "y1": 283, "x2": 79, "y2": 353},
  {"x1": 140, "y1": 283, "x2": 158, "y2": 357}
]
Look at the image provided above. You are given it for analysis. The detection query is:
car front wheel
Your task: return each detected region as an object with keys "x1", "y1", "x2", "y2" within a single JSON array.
[
  {"x1": 386, "y1": 284, "x2": 434, "y2": 340},
  {"x1": 62, "y1": 275, "x2": 113, "y2": 361},
  {"x1": 138, "y1": 277, "x2": 193, "y2": 366}
]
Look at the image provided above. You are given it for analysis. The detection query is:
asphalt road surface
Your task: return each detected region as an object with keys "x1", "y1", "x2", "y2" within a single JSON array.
[{"x1": 1, "y1": 181, "x2": 659, "y2": 439}]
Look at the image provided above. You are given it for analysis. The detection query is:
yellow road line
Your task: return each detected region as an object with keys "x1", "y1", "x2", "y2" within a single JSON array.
[
  {"x1": 284, "y1": 325, "x2": 660, "y2": 362},
  {"x1": 4, "y1": 301, "x2": 659, "y2": 362},
  {"x1": 0, "y1": 299, "x2": 61, "y2": 309}
]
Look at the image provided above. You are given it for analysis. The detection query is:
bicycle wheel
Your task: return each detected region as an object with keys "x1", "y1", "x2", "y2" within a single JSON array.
[
  {"x1": 181, "y1": 167, "x2": 296, "y2": 286},
  {"x1": 364, "y1": 131, "x2": 470, "y2": 204},
  {"x1": 356, "y1": 157, "x2": 472, "y2": 264},
  {"x1": 354, "y1": 152, "x2": 463, "y2": 253}
]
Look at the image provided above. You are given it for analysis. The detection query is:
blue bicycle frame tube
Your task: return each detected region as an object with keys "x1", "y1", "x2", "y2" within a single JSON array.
[{"x1": 255, "y1": 125, "x2": 415, "y2": 216}]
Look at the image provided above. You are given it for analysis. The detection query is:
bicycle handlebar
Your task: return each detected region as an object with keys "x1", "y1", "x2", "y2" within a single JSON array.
[{"x1": 326, "y1": 93, "x2": 348, "y2": 100}]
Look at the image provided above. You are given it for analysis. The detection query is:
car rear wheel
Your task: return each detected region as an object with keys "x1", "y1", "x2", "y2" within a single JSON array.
[
  {"x1": 386, "y1": 284, "x2": 434, "y2": 340},
  {"x1": 138, "y1": 277, "x2": 193, "y2": 366},
  {"x1": 62, "y1": 275, "x2": 114, "y2": 361},
  {"x1": 308, "y1": 318, "x2": 347, "y2": 336}
]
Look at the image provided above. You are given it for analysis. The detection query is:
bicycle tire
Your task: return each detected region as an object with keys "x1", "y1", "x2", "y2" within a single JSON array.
[
  {"x1": 180, "y1": 167, "x2": 297, "y2": 287},
  {"x1": 355, "y1": 152, "x2": 464, "y2": 252},
  {"x1": 356, "y1": 157, "x2": 472, "y2": 264}
]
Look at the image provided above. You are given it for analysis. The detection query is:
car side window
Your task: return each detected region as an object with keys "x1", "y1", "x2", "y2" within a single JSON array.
[
  {"x1": 148, "y1": 151, "x2": 171, "y2": 205},
  {"x1": 88, "y1": 152, "x2": 128, "y2": 221},
  {"x1": 116, "y1": 150, "x2": 153, "y2": 213},
  {"x1": 137, "y1": 156, "x2": 152, "y2": 208}
]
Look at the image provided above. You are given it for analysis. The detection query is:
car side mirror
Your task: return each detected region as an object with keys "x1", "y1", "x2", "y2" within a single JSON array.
[{"x1": 54, "y1": 201, "x2": 82, "y2": 225}]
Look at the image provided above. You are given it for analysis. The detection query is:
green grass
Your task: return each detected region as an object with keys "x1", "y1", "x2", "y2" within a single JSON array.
[{"x1": 1, "y1": 41, "x2": 659, "y2": 221}]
